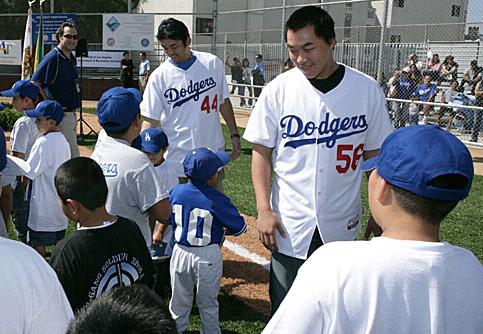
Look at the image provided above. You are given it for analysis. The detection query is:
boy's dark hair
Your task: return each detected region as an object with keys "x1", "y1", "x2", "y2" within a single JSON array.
[
  {"x1": 284, "y1": 6, "x2": 335, "y2": 44},
  {"x1": 55, "y1": 22, "x2": 79, "y2": 42},
  {"x1": 55, "y1": 157, "x2": 108, "y2": 211},
  {"x1": 123, "y1": 51, "x2": 129, "y2": 56},
  {"x1": 390, "y1": 174, "x2": 468, "y2": 224},
  {"x1": 66, "y1": 284, "x2": 177, "y2": 334},
  {"x1": 156, "y1": 18, "x2": 190, "y2": 45},
  {"x1": 140, "y1": 51, "x2": 146, "y2": 57}
]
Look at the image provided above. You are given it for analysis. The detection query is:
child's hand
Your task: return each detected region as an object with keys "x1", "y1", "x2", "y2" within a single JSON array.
[{"x1": 152, "y1": 225, "x2": 164, "y2": 246}]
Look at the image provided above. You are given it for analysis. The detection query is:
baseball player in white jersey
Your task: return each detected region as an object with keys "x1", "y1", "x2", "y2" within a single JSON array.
[
  {"x1": 141, "y1": 18, "x2": 241, "y2": 179},
  {"x1": 243, "y1": 6, "x2": 393, "y2": 313},
  {"x1": 91, "y1": 87, "x2": 171, "y2": 246}
]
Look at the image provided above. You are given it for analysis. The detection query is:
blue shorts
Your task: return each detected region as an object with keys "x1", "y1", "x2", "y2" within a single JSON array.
[{"x1": 27, "y1": 228, "x2": 66, "y2": 247}]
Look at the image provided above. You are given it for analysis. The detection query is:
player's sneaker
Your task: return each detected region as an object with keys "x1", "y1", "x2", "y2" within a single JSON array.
[{"x1": 149, "y1": 244, "x2": 169, "y2": 261}]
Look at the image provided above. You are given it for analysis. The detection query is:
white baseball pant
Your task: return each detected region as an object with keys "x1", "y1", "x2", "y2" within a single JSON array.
[{"x1": 169, "y1": 243, "x2": 222, "y2": 334}]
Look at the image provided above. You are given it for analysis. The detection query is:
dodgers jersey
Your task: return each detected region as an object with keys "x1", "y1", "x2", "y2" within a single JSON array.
[
  {"x1": 169, "y1": 182, "x2": 246, "y2": 247},
  {"x1": 142, "y1": 51, "x2": 230, "y2": 177},
  {"x1": 243, "y1": 66, "x2": 393, "y2": 259},
  {"x1": 91, "y1": 135, "x2": 169, "y2": 245},
  {"x1": 10, "y1": 116, "x2": 39, "y2": 159}
]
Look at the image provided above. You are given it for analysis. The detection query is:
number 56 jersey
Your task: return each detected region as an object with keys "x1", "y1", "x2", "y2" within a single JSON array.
[
  {"x1": 169, "y1": 182, "x2": 247, "y2": 247},
  {"x1": 243, "y1": 66, "x2": 393, "y2": 259},
  {"x1": 142, "y1": 51, "x2": 230, "y2": 178}
]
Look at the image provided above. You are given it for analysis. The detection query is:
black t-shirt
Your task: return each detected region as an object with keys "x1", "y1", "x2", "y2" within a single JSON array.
[
  {"x1": 309, "y1": 65, "x2": 345, "y2": 94},
  {"x1": 50, "y1": 217, "x2": 154, "y2": 312},
  {"x1": 120, "y1": 59, "x2": 134, "y2": 78},
  {"x1": 231, "y1": 65, "x2": 243, "y2": 82}
]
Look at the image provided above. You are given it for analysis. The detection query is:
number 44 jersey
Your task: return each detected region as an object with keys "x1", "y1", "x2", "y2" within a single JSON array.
[{"x1": 169, "y1": 182, "x2": 247, "y2": 247}]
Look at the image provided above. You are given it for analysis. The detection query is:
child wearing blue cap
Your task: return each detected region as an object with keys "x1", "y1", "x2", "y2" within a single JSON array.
[
  {"x1": 168, "y1": 147, "x2": 247, "y2": 334},
  {"x1": 1, "y1": 80, "x2": 41, "y2": 242},
  {"x1": 23, "y1": 100, "x2": 71, "y2": 256},
  {"x1": 91, "y1": 87, "x2": 171, "y2": 247},
  {"x1": 264, "y1": 125, "x2": 482, "y2": 333}
]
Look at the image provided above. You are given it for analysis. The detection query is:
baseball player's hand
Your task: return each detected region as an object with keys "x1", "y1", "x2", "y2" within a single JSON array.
[
  {"x1": 231, "y1": 136, "x2": 241, "y2": 160},
  {"x1": 364, "y1": 216, "x2": 382, "y2": 240},
  {"x1": 152, "y1": 225, "x2": 164, "y2": 246},
  {"x1": 257, "y1": 208, "x2": 286, "y2": 252}
]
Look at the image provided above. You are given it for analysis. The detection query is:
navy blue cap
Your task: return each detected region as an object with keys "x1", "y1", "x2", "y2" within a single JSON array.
[
  {"x1": 140, "y1": 128, "x2": 169, "y2": 154},
  {"x1": 362, "y1": 125, "x2": 473, "y2": 201},
  {"x1": 183, "y1": 147, "x2": 231, "y2": 181},
  {"x1": 1, "y1": 80, "x2": 40, "y2": 100},
  {"x1": 97, "y1": 87, "x2": 140, "y2": 132},
  {"x1": 25, "y1": 100, "x2": 64, "y2": 122}
]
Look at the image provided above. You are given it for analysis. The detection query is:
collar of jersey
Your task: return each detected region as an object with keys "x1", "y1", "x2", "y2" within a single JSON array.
[{"x1": 171, "y1": 55, "x2": 197, "y2": 70}]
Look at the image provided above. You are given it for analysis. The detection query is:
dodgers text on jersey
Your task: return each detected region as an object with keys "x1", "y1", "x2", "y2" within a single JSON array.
[
  {"x1": 164, "y1": 77, "x2": 216, "y2": 108},
  {"x1": 281, "y1": 113, "x2": 368, "y2": 149}
]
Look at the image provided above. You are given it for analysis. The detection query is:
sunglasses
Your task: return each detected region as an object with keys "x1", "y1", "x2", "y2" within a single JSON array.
[{"x1": 63, "y1": 34, "x2": 78, "y2": 40}]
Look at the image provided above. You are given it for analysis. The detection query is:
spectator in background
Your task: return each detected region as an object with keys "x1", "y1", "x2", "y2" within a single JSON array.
[
  {"x1": 471, "y1": 80, "x2": 483, "y2": 142},
  {"x1": 439, "y1": 55, "x2": 459, "y2": 84},
  {"x1": 138, "y1": 52, "x2": 150, "y2": 93},
  {"x1": 409, "y1": 63, "x2": 422, "y2": 90},
  {"x1": 460, "y1": 60, "x2": 482, "y2": 94},
  {"x1": 225, "y1": 54, "x2": 243, "y2": 96},
  {"x1": 241, "y1": 58, "x2": 253, "y2": 107},
  {"x1": 437, "y1": 79, "x2": 460, "y2": 130},
  {"x1": 252, "y1": 53, "x2": 266, "y2": 98},
  {"x1": 120, "y1": 51, "x2": 134, "y2": 88},
  {"x1": 394, "y1": 67, "x2": 413, "y2": 129},
  {"x1": 406, "y1": 53, "x2": 423, "y2": 70},
  {"x1": 387, "y1": 68, "x2": 400, "y2": 123},
  {"x1": 413, "y1": 75, "x2": 437, "y2": 125},
  {"x1": 423, "y1": 53, "x2": 442, "y2": 81}
]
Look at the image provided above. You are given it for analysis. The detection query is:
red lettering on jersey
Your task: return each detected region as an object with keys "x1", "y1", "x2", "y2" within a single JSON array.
[
  {"x1": 200, "y1": 95, "x2": 219, "y2": 113},
  {"x1": 336, "y1": 144, "x2": 365, "y2": 174}
]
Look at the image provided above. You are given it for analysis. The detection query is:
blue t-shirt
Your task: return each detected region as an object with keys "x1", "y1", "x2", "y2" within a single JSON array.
[
  {"x1": 414, "y1": 83, "x2": 437, "y2": 102},
  {"x1": 32, "y1": 47, "x2": 81, "y2": 110},
  {"x1": 169, "y1": 182, "x2": 246, "y2": 247},
  {"x1": 398, "y1": 77, "x2": 413, "y2": 100}
]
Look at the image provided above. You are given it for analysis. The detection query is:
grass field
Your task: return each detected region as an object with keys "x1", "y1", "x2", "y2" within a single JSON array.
[{"x1": 68, "y1": 119, "x2": 482, "y2": 332}]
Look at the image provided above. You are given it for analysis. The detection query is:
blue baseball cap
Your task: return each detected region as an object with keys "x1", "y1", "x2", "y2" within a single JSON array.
[
  {"x1": 183, "y1": 147, "x2": 231, "y2": 181},
  {"x1": 362, "y1": 125, "x2": 473, "y2": 201},
  {"x1": 140, "y1": 128, "x2": 169, "y2": 154},
  {"x1": 127, "y1": 87, "x2": 143, "y2": 103},
  {"x1": 1, "y1": 80, "x2": 40, "y2": 100},
  {"x1": 25, "y1": 100, "x2": 64, "y2": 122},
  {"x1": 97, "y1": 87, "x2": 140, "y2": 132}
]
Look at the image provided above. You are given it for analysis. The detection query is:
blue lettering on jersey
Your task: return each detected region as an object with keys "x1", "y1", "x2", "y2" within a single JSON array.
[
  {"x1": 164, "y1": 77, "x2": 216, "y2": 108},
  {"x1": 281, "y1": 113, "x2": 368, "y2": 149},
  {"x1": 99, "y1": 163, "x2": 119, "y2": 178}
]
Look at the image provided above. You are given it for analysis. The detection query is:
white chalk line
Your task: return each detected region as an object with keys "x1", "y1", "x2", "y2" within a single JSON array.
[{"x1": 223, "y1": 240, "x2": 270, "y2": 271}]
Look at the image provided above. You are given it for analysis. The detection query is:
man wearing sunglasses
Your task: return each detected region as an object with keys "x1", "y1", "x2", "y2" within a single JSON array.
[{"x1": 32, "y1": 22, "x2": 81, "y2": 158}]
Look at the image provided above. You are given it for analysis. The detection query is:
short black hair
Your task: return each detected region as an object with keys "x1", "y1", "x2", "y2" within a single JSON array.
[
  {"x1": 140, "y1": 51, "x2": 146, "y2": 57},
  {"x1": 123, "y1": 51, "x2": 130, "y2": 56},
  {"x1": 66, "y1": 285, "x2": 177, "y2": 334},
  {"x1": 55, "y1": 157, "x2": 108, "y2": 211},
  {"x1": 284, "y1": 6, "x2": 335, "y2": 44},
  {"x1": 55, "y1": 22, "x2": 78, "y2": 43},
  {"x1": 156, "y1": 18, "x2": 190, "y2": 45},
  {"x1": 390, "y1": 174, "x2": 468, "y2": 225}
]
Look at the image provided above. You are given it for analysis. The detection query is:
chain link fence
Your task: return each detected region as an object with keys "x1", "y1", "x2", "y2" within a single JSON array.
[{"x1": 0, "y1": 0, "x2": 482, "y2": 142}]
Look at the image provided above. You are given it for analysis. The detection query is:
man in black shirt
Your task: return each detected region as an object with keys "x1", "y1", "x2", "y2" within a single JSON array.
[
  {"x1": 50, "y1": 157, "x2": 153, "y2": 312},
  {"x1": 120, "y1": 51, "x2": 134, "y2": 88}
]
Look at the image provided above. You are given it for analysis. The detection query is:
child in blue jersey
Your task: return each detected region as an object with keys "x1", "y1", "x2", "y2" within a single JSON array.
[{"x1": 168, "y1": 147, "x2": 246, "y2": 334}]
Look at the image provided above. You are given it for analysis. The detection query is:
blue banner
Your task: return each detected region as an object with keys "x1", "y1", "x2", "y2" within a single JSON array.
[{"x1": 32, "y1": 13, "x2": 77, "y2": 45}]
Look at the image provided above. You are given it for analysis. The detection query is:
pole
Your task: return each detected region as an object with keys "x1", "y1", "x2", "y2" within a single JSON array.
[
  {"x1": 128, "y1": 0, "x2": 132, "y2": 13},
  {"x1": 211, "y1": 0, "x2": 218, "y2": 55},
  {"x1": 376, "y1": 0, "x2": 389, "y2": 84},
  {"x1": 280, "y1": 0, "x2": 287, "y2": 74},
  {"x1": 50, "y1": 0, "x2": 53, "y2": 13}
]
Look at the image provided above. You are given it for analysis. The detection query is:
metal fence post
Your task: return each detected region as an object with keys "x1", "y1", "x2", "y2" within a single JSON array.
[
  {"x1": 376, "y1": 0, "x2": 389, "y2": 84},
  {"x1": 280, "y1": 0, "x2": 287, "y2": 74},
  {"x1": 212, "y1": 0, "x2": 218, "y2": 55}
]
